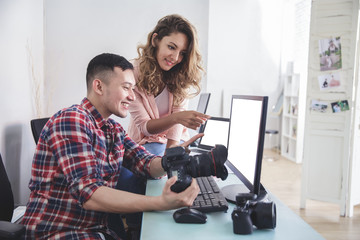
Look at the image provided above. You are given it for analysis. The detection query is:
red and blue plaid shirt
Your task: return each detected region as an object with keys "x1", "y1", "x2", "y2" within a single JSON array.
[{"x1": 22, "y1": 98, "x2": 156, "y2": 239}]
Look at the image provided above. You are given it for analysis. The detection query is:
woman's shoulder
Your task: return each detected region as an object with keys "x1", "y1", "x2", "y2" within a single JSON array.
[
  {"x1": 130, "y1": 59, "x2": 140, "y2": 81},
  {"x1": 130, "y1": 59, "x2": 140, "y2": 70},
  {"x1": 130, "y1": 58, "x2": 139, "y2": 66}
]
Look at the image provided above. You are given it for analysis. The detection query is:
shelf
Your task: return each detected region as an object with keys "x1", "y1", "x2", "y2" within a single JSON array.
[
  {"x1": 281, "y1": 71, "x2": 300, "y2": 162},
  {"x1": 282, "y1": 134, "x2": 296, "y2": 140},
  {"x1": 284, "y1": 94, "x2": 299, "y2": 98},
  {"x1": 281, "y1": 136, "x2": 296, "y2": 162},
  {"x1": 283, "y1": 114, "x2": 298, "y2": 119}
]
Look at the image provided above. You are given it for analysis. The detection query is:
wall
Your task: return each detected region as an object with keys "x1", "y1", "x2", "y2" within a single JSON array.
[
  {"x1": 43, "y1": 0, "x2": 209, "y2": 127},
  {"x1": 43, "y1": 0, "x2": 285, "y2": 137},
  {"x1": 0, "y1": 0, "x2": 44, "y2": 205},
  {"x1": 207, "y1": 0, "x2": 284, "y2": 123},
  {"x1": 351, "y1": 49, "x2": 360, "y2": 215}
]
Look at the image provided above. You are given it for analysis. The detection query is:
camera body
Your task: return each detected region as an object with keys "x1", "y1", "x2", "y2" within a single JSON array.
[
  {"x1": 161, "y1": 146, "x2": 193, "y2": 192},
  {"x1": 161, "y1": 145, "x2": 228, "y2": 193},
  {"x1": 232, "y1": 193, "x2": 276, "y2": 235}
]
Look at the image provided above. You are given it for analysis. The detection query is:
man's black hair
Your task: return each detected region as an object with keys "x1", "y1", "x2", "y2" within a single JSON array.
[{"x1": 86, "y1": 53, "x2": 134, "y2": 90}]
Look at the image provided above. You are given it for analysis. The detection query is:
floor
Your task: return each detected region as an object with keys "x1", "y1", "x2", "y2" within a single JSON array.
[{"x1": 261, "y1": 149, "x2": 360, "y2": 240}]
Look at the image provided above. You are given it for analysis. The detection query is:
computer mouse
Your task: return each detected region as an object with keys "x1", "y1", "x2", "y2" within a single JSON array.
[{"x1": 173, "y1": 207, "x2": 207, "y2": 224}]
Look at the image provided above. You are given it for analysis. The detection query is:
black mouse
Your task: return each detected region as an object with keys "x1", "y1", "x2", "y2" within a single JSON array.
[{"x1": 173, "y1": 207, "x2": 207, "y2": 224}]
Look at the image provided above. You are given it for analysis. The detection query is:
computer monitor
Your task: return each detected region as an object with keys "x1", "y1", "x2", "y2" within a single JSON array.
[
  {"x1": 190, "y1": 93, "x2": 211, "y2": 147},
  {"x1": 221, "y1": 95, "x2": 268, "y2": 203},
  {"x1": 196, "y1": 93, "x2": 211, "y2": 114},
  {"x1": 197, "y1": 117, "x2": 229, "y2": 150}
]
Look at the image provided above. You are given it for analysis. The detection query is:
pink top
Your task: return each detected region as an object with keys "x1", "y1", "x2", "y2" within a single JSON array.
[{"x1": 128, "y1": 60, "x2": 189, "y2": 145}]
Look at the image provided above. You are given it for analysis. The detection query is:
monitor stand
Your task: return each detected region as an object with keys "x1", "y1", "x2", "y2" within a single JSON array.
[{"x1": 221, "y1": 184, "x2": 268, "y2": 204}]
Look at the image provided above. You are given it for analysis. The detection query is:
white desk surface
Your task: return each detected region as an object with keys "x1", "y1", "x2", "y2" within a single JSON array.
[{"x1": 141, "y1": 173, "x2": 325, "y2": 240}]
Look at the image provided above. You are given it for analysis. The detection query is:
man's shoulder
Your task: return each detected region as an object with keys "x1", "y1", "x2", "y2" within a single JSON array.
[
  {"x1": 54, "y1": 104, "x2": 87, "y2": 117},
  {"x1": 51, "y1": 104, "x2": 92, "y2": 125}
]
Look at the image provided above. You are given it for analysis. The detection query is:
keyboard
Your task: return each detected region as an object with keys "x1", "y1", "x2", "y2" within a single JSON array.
[{"x1": 191, "y1": 176, "x2": 229, "y2": 213}]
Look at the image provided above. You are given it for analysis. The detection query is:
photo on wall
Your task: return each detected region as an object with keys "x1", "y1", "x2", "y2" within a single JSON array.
[
  {"x1": 318, "y1": 72, "x2": 341, "y2": 90},
  {"x1": 331, "y1": 100, "x2": 349, "y2": 113},
  {"x1": 340, "y1": 100, "x2": 349, "y2": 111},
  {"x1": 331, "y1": 102, "x2": 341, "y2": 113},
  {"x1": 311, "y1": 100, "x2": 328, "y2": 113},
  {"x1": 319, "y1": 37, "x2": 342, "y2": 71}
]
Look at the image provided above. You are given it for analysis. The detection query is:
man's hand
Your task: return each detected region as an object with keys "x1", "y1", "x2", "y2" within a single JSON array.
[{"x1": 160, "y1": 176, "x2": 200, "y2": 210}]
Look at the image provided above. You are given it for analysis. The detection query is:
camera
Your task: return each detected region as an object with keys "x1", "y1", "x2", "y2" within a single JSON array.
[
  {"x1": 232, "y1": 193, "x2": 276, "y2": 234},
  {"x1": 161, "y1": 144, "x2": 228, "y2": 193}
]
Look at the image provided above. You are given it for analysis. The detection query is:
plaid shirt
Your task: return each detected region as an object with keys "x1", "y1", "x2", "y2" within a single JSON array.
[{"x1": 22, "y1": 98, "x2": 156, "y2": 239}]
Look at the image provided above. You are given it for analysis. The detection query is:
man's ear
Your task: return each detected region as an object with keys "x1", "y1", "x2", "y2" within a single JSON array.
[
  {"x1": 151, "y1": 33, "x2": 158, "y2": 47},
  {"x1": 92, "y1": 79, "x2": 103, "y2": 95}
]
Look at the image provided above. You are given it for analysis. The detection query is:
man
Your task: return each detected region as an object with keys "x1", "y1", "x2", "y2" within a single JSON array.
[{"x1": 22, "y1": 53, "x2": 200, "y2": 239}]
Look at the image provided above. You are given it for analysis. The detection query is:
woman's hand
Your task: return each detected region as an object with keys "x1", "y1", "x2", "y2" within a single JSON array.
[
  {"x1": 172, "y1": 111, "x2": 210, "y2": 130},
  {"x1": 146, "y1": 111, "x2": 210, "y2": 135},
  {"x1": 167, "y1": 133, "x2": 204, "y2": 150}
]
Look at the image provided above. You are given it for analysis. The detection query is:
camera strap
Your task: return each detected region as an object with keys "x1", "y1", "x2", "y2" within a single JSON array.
[{"x1": 210, "y1": 151, "x2": 217, "y2": 176}]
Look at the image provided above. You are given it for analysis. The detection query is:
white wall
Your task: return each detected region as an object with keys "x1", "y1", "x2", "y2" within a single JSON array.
[
  {"x1": 207, "y1": 0, "x2": 284, "y2": 122},
  {"x1": 43, "y1": 0, "x2": 209, "y2": 127},
  {"x1": 0, "y1": 0, "x2": 44, "y2": 205}
]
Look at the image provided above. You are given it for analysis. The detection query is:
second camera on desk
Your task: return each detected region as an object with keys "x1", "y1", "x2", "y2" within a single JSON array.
[{"x1": 232, "y1": 193, "x2": 277, "y2": 235}]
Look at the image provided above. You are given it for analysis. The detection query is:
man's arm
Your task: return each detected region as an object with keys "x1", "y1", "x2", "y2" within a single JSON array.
[
  {"x1": 83, "y1": 176, "x2": 199, "y2": 213},
  {"x1": 148, "y1": 157, "x2": 166, "y2": 178},
  {"x1": 83, "y1": 133, "x2": 205, "y2": 213}
]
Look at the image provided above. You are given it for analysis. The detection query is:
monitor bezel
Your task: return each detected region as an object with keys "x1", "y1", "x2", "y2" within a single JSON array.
[{"x1": 225, "y1": 95, "x2": 268, "y2": 197}]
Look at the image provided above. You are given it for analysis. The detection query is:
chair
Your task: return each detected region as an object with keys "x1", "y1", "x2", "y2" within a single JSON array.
[
  {"x1": 0, "y1": 153, "x2": 26, "y2": 239},
  {"x1": 30, "y1": 117, "x2": 50, "y2": 144},
  {"x1": 266, "y1": 129, "x2": 279, "y2": 150}
]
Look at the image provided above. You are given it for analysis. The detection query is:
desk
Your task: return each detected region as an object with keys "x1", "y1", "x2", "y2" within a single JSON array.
[{"x1": 141, "y1": 174, "x2": 325, "y2": 240}]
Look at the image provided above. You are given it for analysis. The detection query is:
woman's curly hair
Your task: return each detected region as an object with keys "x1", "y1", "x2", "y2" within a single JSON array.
[{"x1": 136, "y1": 14, "x2": 204, "y2": 105}]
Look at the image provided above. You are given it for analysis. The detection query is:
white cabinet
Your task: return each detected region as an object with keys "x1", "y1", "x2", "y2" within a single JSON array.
[{"x1": 281, "y1": 73, "x2": 301, "y2": 163}]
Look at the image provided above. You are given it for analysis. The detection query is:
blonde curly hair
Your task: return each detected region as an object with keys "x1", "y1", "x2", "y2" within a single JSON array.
[{"x1": 136, "y1": 14, "x2": 204, "y2": 105}]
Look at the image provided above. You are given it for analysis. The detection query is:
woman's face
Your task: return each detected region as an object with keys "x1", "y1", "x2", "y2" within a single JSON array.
[{"x1": 152, "y1": 32, "x2": 188, "y2": 71}]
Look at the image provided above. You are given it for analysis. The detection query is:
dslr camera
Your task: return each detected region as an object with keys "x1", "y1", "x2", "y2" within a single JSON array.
[
  {"x1": 232, "y1": 193, "x2": 276, "y2": 234},
  {"x1": 161, "y1": 144, "x2": 228, "y2": 192}
]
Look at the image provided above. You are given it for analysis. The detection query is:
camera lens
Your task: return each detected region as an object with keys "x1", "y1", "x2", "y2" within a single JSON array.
[
  {"x1": 251, "y1": 201, "x2": 277, "y2": 229},
  {"x1": 187, "y1": 144, "x2": 228, "y2": 180}
]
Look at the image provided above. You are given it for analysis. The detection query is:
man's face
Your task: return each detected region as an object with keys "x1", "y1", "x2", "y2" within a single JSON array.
[{"x1": 102, "y1": 67, "x2": 136, "y2": 118}]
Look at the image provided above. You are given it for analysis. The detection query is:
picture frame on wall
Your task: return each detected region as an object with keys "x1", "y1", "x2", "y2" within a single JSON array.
[
  {"x1": 319, "y1": 37, "x2": 342, "y2": 71},
  {"x1": 318, "y1": 72, "x2": 341, "y2": 90}
]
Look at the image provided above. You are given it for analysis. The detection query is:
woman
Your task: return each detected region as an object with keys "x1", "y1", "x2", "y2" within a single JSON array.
[
  {"x1": 128, "y1": 14, "x2": 209, "y2": 156},
  {"x1": 111, "y1": 15, "x2": 209, "y2": 238}
]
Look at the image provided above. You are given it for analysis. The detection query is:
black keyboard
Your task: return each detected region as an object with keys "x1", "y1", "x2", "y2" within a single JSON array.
[{"x1": 191, "y1": 176, "x2": 229, "y2": 213}]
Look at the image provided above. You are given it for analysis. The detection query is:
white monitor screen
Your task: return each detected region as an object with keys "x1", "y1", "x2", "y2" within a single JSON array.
[
  {"x1": 200, "y1": 118, "x2": 229, "y2": 148},
  {"x1": 227, "y1": 98, "x2": 262, "y2": 185}
]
